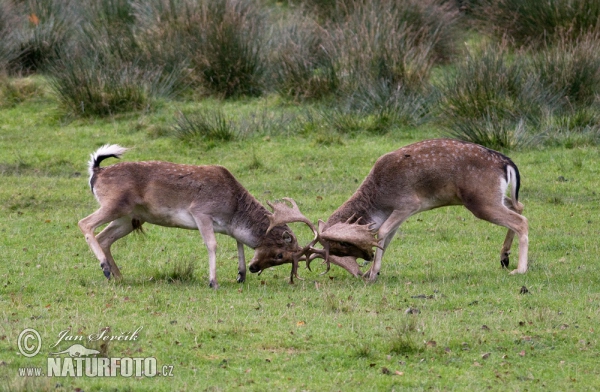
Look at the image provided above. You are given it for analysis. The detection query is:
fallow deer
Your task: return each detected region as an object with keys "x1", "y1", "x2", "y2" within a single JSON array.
[
  {"x1": 249, "y1": 139, "x2": 529, "y2": 282},
  {"x1": 78, "y1": 145, "x2": 317, "y2": 289},
  {"x1": 313, "y1": 138, "x2": 529, "y2": 281}
]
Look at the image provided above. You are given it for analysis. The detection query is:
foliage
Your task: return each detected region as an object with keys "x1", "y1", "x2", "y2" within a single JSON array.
[
  {"x1": 473, "y1": 0, "x2": 600, "y2": 47},
  {"x1": 436, "y1": 42, "x2": 558, "y2": 149}
]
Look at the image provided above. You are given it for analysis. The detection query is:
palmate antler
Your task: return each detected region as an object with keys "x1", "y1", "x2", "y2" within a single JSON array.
[
  {"x1": 306, "y1": 251, "x2": 363, "y2": 278},
  {"x1": 266, "y1": 198, "x2": 319, "y2": 283},
  {"x1": 305, "y1": 215, "x2": 382, "y2": 277},
  {"x1": 319, "y1": 214, "x2": 382, "y2": 251}
]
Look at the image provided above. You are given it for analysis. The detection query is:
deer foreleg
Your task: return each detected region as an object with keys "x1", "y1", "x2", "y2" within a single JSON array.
[
  {"x1": 193, "y1": 213, "x2": 219, "y2": 289},
  {"x1": 364, "y1": 205, "x2": 418, "y2": 282}
]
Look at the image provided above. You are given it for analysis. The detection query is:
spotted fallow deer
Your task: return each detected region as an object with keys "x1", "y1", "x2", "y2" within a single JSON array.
[
  {"x1": 308, "y1": 138, "x2": 529, "y2": 281},
  {"x1": 246, "y1": 139, "x2": 529, "y2": 281},
  {"x1": 78, "y1": 145, "x2": 317, "y2": 289}
]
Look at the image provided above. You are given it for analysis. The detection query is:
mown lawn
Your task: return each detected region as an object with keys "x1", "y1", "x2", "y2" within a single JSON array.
[{"x1": 1, "y1": 97, "x2": 599, "y2": 391}]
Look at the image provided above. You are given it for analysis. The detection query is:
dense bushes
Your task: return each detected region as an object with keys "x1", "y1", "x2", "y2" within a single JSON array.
[{"x1": 0, "y1": 0, "x2": 599, "y2": 148}]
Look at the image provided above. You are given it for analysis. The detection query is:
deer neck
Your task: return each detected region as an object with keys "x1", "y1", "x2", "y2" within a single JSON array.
[{"x1": 229, "y1": 191, "x2": 272, "y2": 249}]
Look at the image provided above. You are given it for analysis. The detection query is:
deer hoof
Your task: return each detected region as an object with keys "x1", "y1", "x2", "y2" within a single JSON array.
[
  {"x1": 501, "y1": 252, "x2": 510, "y2": 268},
  {"x1": 509, "y1": 269, "x2": 526, "y2": 275},
  {"x1": 363, "y1": 270, "x2": 379, "y2": 282},
  {"x1": 209, "y1": 280, "x2": 219, "y2": 289},
  {"x1": 103, "y1": 270, "x2": 111, "y2": 279},
  {"x1": 236, "y1": 272, "x2": 246, "y2": 283}
]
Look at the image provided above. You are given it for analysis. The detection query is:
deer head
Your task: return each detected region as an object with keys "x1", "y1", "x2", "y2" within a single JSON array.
[{"x1": 248, "y1": 198, "x2": 319, "y2": 283}]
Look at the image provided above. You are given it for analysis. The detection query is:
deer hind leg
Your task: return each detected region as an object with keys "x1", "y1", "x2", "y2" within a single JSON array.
[
  {"x1": 236, "y1": 241, "x2": 246, "y2": 283},
  {"x1": 95, "y1": 216, "x2": 143, "y2": 279},
  {"x1": 78, "y1": 208, "x2": 127, "y2": 279},
  {"x1": 364, "y1": 203, "x2": 420, "y2": 282},
  {"x1": 500, "y1": 196, "x2": 525, "y2": 268},
  {"x1": 191, "y1": 213, "x2": 219, "y2": 289},
  {"x1": 465, "y1": 200, "x2": 529, "y2": 275}
]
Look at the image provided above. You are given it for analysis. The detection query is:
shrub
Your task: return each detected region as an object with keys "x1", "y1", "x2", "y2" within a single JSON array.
[
  {"x1": 437, "y1": 42, "x2": 557, "y2": 149},
  {"x1": 269, "y1": 11, "x2": 338, "y2": 101},
  {"x1": 185, "y1": 0, "x2": 267, "y2": 98},
  {"x1": 47, "y1": 54, "x2": 156, "y2": 117},
  {"x1": 79, "y1": 0, "x2": 140, "y2": 62},
  {"x1": 0, "y1": 2, "x2": 17, "y2": 71},
  {"x1": 533, "y1": 33, "x2": 600, "y2": 109},
  {"x1": 473, "y1": 0, "x2": 600, "y2": 47},
  {"x1": 173, "y1": 109, "x2": 237, "y2": 144},
  {"x1": 6, "y1": 0, "x2": 79, "y2": 74},
  {"x1": 323, "y1": 0, "x2": 459, "y2": 124}
]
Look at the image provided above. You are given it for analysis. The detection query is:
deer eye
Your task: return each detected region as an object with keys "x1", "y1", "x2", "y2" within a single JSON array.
[{"x1": 276, "y1": 253, "x2": 283, "y2": 260}]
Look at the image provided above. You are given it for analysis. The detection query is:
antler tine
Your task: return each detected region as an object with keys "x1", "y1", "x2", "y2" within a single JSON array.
[
  {"x1": 305, "y1": 251, "x2": 363, "y2": 278},
  {"x1": 289, "y1": 253, "x2": 304, "y2": 284},
  {"x1": 266, "y1": 198, "x2": 315, "y2": 234},
  {"x1": 266, "y1": 198, "x2": 321, "y2": 264}
]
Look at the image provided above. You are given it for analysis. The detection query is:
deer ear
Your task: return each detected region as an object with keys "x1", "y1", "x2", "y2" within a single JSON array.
[
  {"x1": 282, "y1": 231, "x2": 293, "y2": 243},
  {"x1": 318, "y1": 219, "x2": 325, "y2": 233}
]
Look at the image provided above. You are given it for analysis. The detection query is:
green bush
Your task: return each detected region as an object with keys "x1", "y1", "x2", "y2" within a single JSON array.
[
  {"x1": 437, "y1": 43, "x2": 556, "y2": 149},
  {"x1": 473, "y1": 0, "x2": 600, "y2": 47},
  {"x1": 330, "y1": 0, "x2": 459, "y2": 94},
  {"x1": 173, "y1": 109, "x2": 237, "y2": 144},
  {"x1": 270, "y1": 11, "x2": 338, "y2": 101},
  {"x1": 533, "y1": 33, "x2": 600, "y2": 108},
  {"x1": 4, "y1": 0, "x2": 78, "y2": 74},
  {"x1": 48, "y1": 54, "x2": 154, "y2": 117},
  {"x1": 185, "y1": 0, "x2": 267, "y2": 98},
  {"x1": 80, "y1": 0, "x2": 140, "y2": 63}
]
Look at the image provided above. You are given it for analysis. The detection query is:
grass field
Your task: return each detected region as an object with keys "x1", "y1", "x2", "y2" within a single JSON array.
[{"x1": 1, "y1": 94, "x2": 600, "y2": 391}]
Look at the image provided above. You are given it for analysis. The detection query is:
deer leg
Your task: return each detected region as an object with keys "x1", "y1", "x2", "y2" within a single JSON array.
[
  {"x1": 500, "y1": 197, "x2": 525, "y2": 268},
  {"x1": 364, "y1": 205, "x2": 419, "y2": 282},
  {"x1": 192, "y1": 213, "x2": 219, "y2": 289},
  {"x1": 78, "y1": 208, "x2": 125, "y2": 279},
  {"x1": 236, "y1": 241, "x2": 246, "y2": 283},
  {"x1": 465, "y1": 201, "x2": 529, "y2": 274},
  {"x1": 96, "y1": 216, "x2": 141, "y2": 279}
]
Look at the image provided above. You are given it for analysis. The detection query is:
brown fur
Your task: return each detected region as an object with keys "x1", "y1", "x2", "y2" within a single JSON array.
[
  {"x1": 79, "y1": 146, "x2": 301, "y2": 289},
  {"x1": 319, "y1": 138, "x2": 529, "y2": 281}
]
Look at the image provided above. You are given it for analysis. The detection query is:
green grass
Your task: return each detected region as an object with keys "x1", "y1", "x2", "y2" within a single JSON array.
[{"x1": 1, "y1": 95, "x2": 600, "y2": 391}]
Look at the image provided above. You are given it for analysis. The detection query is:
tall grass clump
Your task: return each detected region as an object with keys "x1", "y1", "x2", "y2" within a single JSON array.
[
  {"x1": 47, "y1": 54, "x2": 157, "y2": 117},
  {"x1": 3, "y1": 0, "x2": 79, "y2": 74},
  {"x1": 473, "y1": 0, "x2": 600, "y2": 48},
  {"x1": 330, "y1": 0, "x2": 460, "y2": 93},
  {"x1": 324, "y1": 0, "x2": 459, "y2": 131},
  {"x1": 269, "y1": 11, "x2": 338, "y2": 101},
  {"x1": 80, "y1": 0, "x2": 140, "y2": 63},
  {"x1": 531, "y1": 33, "x2": 600, "y2": 145},
  {"x1": 45, "y1": 0, "x2": 189, "y2": 117},
  {"x1": 183, "y1": 0, "x2": 267, "y2": 98},
  {"x1": 437, "y1": 42, "x2": 557, "y2": 149},
  {"x1": 533, "y1": 33, "x2": 600, "y2": 109},
  {"x1": 0, "y1": 2, "x2": 17, "y2": 71},
  {"x1": 173, "y1": 109, "x2": 237, "y2": 144}
]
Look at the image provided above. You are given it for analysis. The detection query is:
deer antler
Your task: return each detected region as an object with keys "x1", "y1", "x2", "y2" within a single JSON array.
[
  {"x1": 307, "y1": 252, "x2": 363, "y2": 278},
  {"x1": 266, "y1": 198, "x2": 319, "y2": 283},
  {"x1": 319, "y1": 219, "x2": 382, "y2": 251}
]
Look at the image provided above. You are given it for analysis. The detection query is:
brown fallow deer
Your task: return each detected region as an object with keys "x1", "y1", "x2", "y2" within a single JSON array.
[
  {"x1": 78, "y1": 145, "x2": 318, "y2": 289},
  {"x1": 249, "y1": 139, "x2": 529, "y2": 282},
  {"x1": 311, "y1": 138, "x2": 529, "y2": 281}
]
